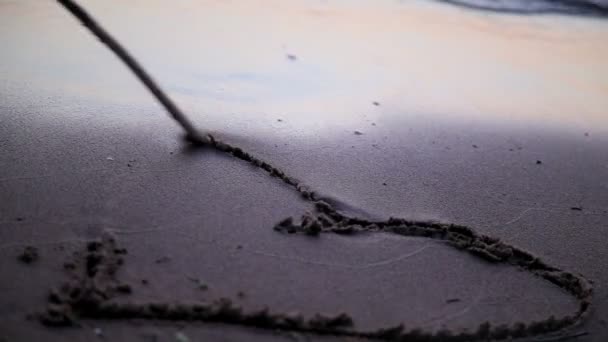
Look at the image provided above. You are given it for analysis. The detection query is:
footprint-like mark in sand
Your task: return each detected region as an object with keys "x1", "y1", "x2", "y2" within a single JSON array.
[{"x1": 43, "y1": 1, "x2": 594, "y2": 340}]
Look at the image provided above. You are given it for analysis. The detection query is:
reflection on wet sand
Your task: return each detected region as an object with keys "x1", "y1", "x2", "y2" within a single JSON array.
[{"x1": 1, "y1": 0, "x2": 607, "y2": 135}]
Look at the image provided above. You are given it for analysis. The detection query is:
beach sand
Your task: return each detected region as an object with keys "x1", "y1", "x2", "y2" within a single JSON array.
[{"x1": 1, "y1": 0, "x2": 608, "y2": 340}]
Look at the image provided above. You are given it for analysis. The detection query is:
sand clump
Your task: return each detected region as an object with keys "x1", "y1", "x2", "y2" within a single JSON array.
[{"x1": 18, "y1": 246, "x2": 39, "y2": 264}]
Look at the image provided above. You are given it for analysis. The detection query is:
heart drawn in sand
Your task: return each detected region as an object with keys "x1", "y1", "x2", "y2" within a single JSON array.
[
  {"x1": 44, "y1": 1, "x2": 593, "y2": 340},
  {"x1": 39, "y1": 137, "x2": 593, "y2": 341}
]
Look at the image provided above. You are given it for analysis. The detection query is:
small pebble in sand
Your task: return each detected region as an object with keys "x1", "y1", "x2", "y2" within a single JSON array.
[
  {"x1": 277, "y1": 118, "x2": 283, "y2": 122},
  {"x1": 155, "y1": 256, "x2": 171, "y2": 264},
  {"x1": 18, "y1": 246, "x2": 39, "y2": 264},
  {"x1": 286, "y1": 54, "x2": 297, "y2": 61},
  {"x1": 188, "y1": 276, "x2": 208, "y2": 290},
  {"x1": 15, "y1": 217, "x2": 24, "y2": 222},
  {"x1": 472, "y1": 144, "x2": 478, "y2": 148},
  {"x1": 446, "y1": 298, "x2": 461, "y2": 304},
  {"x1": 570, "y1": 207, "x2": 583, "y2": 211},
  {"x1": 106, "y1": 156, "x2": 114, "y2": 161},
  {"x1": 536, "y1": 160, "x2": 542, "y2": 165},
  {"x1": 584, "y1": 132, "x2": 589, "y2": 137},
  {"x1": 382, "y1": 182, "x2": 387, "y2": 186},
  {"x1": 372, "y1": 101, "x2": 380, "y2": 106},
  {"x1": 354, "y1": 131, "x2": 363, "y2": 136}
]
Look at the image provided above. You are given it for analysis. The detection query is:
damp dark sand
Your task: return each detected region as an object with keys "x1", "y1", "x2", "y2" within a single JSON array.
[{"x1": 2, "y1": 0, "x2": 608, "y2": 341}]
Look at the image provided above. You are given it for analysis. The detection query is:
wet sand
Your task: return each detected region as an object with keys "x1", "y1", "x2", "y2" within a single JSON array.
[{"x1": 1, "y1": 0, "x2": 608, "y2": 341}]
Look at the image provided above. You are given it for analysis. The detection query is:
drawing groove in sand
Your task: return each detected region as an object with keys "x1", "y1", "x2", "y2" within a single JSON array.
[
  {"x1": 38, "y1": 135, "x2": 593, "y2": 341},
  {"x1": 43, "y1": 0, "x2": 595, "y2": 340}
]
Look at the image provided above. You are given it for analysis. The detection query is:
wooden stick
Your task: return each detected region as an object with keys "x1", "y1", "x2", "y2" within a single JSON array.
[{"x1": 56, "y1": 0, "x2": 207, "y2": 144}]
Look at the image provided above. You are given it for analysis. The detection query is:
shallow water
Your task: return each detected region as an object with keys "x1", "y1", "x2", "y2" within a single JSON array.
[{"x1": 437, "y1": 0, "x2": 608, "y2": 16}]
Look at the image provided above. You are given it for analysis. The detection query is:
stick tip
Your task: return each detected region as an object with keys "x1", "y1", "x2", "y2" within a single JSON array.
[{"x1": 183, "y1": 131, "x2": 213, "y2": 146}]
